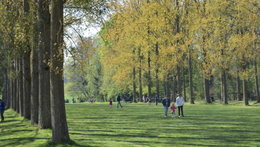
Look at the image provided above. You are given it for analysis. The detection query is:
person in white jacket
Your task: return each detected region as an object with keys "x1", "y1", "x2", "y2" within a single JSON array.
[{"x1": 176, "y1": 94, "x2": 184, "y2": 117}]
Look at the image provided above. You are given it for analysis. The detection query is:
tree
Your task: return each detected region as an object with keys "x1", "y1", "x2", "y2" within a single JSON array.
[
  {"x1": 50, "y1": 0, "x2": 70, "y2": 142},
  {"x1": 37, "y1": 0, "x2": 51, "y2": 128},
  {"x1": 30, "y1": 0, "x2": 39, "y2": 125}
]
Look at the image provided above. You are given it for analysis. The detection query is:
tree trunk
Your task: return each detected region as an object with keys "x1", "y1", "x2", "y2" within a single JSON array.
[
  {"x1": 23, "y1": 52, "x2": 31, "y2": 120},
  {"x1": 177, "y1": 66, "x2": 182, "y2": 95},
  {"x1": 172, "y1": 75, "x2": 177, "y2": 102},
  {"x1": 19, "y1": 58, "x2": 24, "y2": 115},
  {"x1": 155, "y1": 43, "x2": 160, "y2": 99},
  {"x1": 236, "y1": 70, "x2": 241, "y2": 101},
  {"x1": 243, "y1": 79, "x2": 249, "y2": 105},
  {"x1": 9, "y1": 68, "x2": 13, "y2": 109},
  {"x1": 241, "y1": 58, "x2": 249, "y2": 105},
  {"x1": 38, "y1": 0, "x2": 51, "y2": 128},
  {"x1": 16, "y1": 59, "x2": 19, "y2": 114},
  {"x1": 183, "y1": 69, "x2": 186, "y2": 102},
  {"x1": 147, "y1": 51, "x2": 152, "y2": 99},
  {"x1": 188, "y1": 49, "x2": 194, "y2": 104},
  {"x1": 15, "y1": 59, "x2": 19, "y2": 113},
  {"x1": 31, "y1": 0, "x2": 39, "y2": 124},
  {"x1": 22, "y1": 0, "x2": 31, "y2": 120},
  {"x1": 138, "y1": 48, "x2": 143, "y2": 102},
  {"x1": 204, "y1": 78, "x2": 211, "y2": 103},
  {"x1": 221, "y1": 70, "x2": 228, "y2": 104},
  {"x1": 132, "y1": 49, "x2": 136, "y2": 102},
  {"x1": 164, "y1": 75, "x2": 169, "y2": 97},
  {"x1": 133, "y1": 67, "x2": 136, "y2": 102},
  {"x1": 12, "y1": 78, "x2": 15, "y2": 109},
  {"x1": 50, "y1": 0, "x2": 70, "y2": 141},
  {"x1": 2, "y1": 70, "x2": 8, "y2": 106},
  {"x1": 167, "y1": 75, "x2": 170, "y2": 98},
  {"x1": 254, "y1": 60, "x2": 260, "y2": 103}
]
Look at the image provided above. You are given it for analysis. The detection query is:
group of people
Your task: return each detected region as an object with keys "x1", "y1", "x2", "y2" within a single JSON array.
[
  {"x1": 161, "y1": 94, "x2": 184, "y2": 118},
  {"x1": 109, "y1": 94, "x2": 123, "y2": 108},
  {"x1": 108, "y1": 94, "x2": 185, "y2": 118}
]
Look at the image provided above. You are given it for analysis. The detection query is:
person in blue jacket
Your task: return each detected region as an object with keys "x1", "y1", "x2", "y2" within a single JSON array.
[
  {"x1": 0, "y1": 99, "x2": 6, "y2": 122},
  {"x1": 162, "y1": 97, "x2": 171, "y2": 117}
]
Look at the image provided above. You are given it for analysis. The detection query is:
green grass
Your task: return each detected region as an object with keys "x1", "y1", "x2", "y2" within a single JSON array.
[{"x1": 1, "y1": 102, "x2": 260, "y2": 146}]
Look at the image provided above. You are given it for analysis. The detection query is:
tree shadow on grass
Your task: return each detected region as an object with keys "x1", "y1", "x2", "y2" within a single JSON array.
[
  {"x1": 39, "y1": 139, "x2": 91, "y2": 147},
  {"x1": 1, "y1": 137, "x2": 48, "y2": 146}
]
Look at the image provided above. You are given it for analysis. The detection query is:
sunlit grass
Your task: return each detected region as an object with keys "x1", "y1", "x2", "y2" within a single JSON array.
[{"x1": 1, "y1": 101, "x2": 260, "y2": 146}]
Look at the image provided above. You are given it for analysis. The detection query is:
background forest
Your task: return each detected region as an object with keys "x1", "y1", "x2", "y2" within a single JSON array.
[
  {"x1": 0, "y1": 0, "x2": 259, "y2": 106},
  {"x1": 64, "y1": 0, "x2": 260, "y2": 105}
]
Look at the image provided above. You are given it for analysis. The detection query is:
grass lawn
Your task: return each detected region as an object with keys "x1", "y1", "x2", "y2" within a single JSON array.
[{"x1": 1, "y1": 101, "x2": 260, "y2": 146}]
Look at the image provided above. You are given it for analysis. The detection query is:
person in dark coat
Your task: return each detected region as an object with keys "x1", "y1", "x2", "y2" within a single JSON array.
[
  {"x1": 162, "y1": 97, "x2": 171, "y2": 117},
  {"x1": 117, "y1": 94, "x2": 123, "y2": 108},
  {"x1": 155, "y1": 95, "x2": 158, "y2": 106},
  {"x1": 0, "y1": 99, "x2": 6, "y2": 122}
]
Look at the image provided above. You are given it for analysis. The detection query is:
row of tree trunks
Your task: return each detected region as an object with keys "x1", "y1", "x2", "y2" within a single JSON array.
[{"x1": 2, "y1": 0, "x2": 70, "y2": 142}]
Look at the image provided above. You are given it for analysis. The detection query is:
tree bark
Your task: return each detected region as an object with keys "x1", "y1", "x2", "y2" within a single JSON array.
[
  {"x1": 50, "y1": 0, "x2": 70, "y2": 141},
  {"x1": 38, "y1": 0, "x2": 51, "y2": 128}
]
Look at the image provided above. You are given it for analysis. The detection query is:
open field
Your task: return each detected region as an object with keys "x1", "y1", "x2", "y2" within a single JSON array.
[{"x1": 1, "y1": 102, "x2": 260, "y2": 146}]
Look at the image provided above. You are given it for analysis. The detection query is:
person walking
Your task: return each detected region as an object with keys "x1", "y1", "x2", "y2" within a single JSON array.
[
  {"x1": 0, "y1": 99, "x2": 6, "y2": 122},
  {"x1": 162, "y1": 97, "x2": 170, "y2": 117},
  {"x1": 170, "y1": 103, "x2": 177, "y2": 118},
  {"x1": 109, "y1": 98, "x2": 113, "y2": 108},
  {"x1": 155, "y1": 95, "x2": 158, "y2": 106},
  {"x1": 117, "y1": 94, "x2": 123, "y2": 108},
  {"x1": 176, "y1": 94, "x2": 184, "y2": 117}
]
